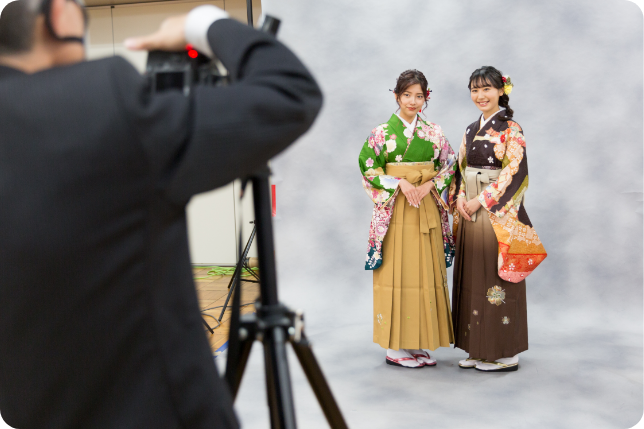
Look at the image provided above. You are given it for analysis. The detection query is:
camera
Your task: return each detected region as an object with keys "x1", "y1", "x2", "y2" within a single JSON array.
[{"x1": 145, "y1": 16, "x2": 280, "y2": 96}]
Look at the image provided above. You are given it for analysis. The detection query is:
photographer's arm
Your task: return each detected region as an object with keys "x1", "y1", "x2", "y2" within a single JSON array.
[{"x1": 121, "y1": 8, "x2": 323, "y2": 205}]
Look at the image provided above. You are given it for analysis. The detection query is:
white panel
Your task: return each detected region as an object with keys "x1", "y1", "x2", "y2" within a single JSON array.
[
  {"x1": 110, "y1": 0, "x2": 224, "y2": 73},
  {"x1": 86, "y1": 7, "x2": 114, "y2": 61},
  {"x1": 186, "y1": 184, "x2": 237, "y2": 265},
  {"x1": 233, "y1": 180, "x2": 258, "y2": 258}
]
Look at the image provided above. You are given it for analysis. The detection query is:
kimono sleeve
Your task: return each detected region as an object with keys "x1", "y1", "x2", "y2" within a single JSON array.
[
  {"x1": 358, "y1": 124, "x2": 401, "y2": 205},
  {"x1": 448, "y1": 133, "x2": 467, "y2": 211},
  {"x1": 478, "y1": 123, "x2": 528, "y2": 218},
  {"x1": 430, "y1": 127, "x2": 456, "y2": 208}
]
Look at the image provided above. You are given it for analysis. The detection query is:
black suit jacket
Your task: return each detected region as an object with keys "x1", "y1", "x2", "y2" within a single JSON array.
[{"x1": 0, "y1": 19, "x2": 321, "y2": 429}]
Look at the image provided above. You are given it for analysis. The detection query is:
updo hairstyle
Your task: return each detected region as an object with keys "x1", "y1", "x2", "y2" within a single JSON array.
[
  {"x1": 393, "y1": 69, "x2": 428, "y2": 113},
  {"x1": 468, "y1": 66, "x2": 514, "y2": 120}
]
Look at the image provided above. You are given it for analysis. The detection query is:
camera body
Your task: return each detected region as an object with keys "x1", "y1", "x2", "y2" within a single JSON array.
[
  {"x1": 145, "y1": 48, "x2": 228, "y2": 96},
  {"x1": 145, "y1": 16, "x2": 280, "y2": 95}
]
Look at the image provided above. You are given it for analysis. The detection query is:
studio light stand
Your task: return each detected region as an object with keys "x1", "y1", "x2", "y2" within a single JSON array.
[
  {"x1": 218, "y1": 8, "x2": 347, "y2": 428},
  {"x1": 217, "y1": 220, "x2": 260, "y2": 323},
  {"x1": 224, "y1": 166, "x2": 349, "y2": 429}
]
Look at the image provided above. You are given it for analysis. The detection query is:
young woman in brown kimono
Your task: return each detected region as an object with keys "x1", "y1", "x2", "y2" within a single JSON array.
[{"x1": 450, "y1": 66, "x2": 543, "y2": 372}]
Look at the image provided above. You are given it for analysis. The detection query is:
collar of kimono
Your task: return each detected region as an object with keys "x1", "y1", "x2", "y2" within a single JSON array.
[
  {"x1": 388, "y1": 113, "x2": 424, "y2": 141},
  {"x1": 395, "y1": 112, "x2": 418, "y2": 131},
  {"x1": 479, "y1": 108, "x2": 505, "y2": 128}
]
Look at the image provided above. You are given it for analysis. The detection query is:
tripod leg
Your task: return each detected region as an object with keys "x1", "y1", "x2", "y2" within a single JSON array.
[
  {"x1": 218, "y1": 272, "x2": 240, "y2": 322},
  {"x1": 225, "y1": 329, "x2": 254, "y2": 399},
  {"x1": 201, "y1": 317, "x2": 214, "y2": 334},
  {"x1": 290, "y1": 333, "x2": 349, "y2": 429},
  {"x1": 264, "y1": 327, "x2": 297, "y2": 429}
]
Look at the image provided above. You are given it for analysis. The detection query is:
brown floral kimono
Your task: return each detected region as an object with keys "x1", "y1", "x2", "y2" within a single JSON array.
[{"x1": 449, "y1": 112, "x2": 546, "y2": 361}]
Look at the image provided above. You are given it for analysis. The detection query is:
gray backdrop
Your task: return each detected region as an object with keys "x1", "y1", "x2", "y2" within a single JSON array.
[{"x1": 228, "y1": 0, "x2": 644, "y2": 428}]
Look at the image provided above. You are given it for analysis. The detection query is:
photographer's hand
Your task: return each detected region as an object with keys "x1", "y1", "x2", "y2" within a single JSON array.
[{"x1": 124, "y1": 15, "x2": 188, "y2": 51}]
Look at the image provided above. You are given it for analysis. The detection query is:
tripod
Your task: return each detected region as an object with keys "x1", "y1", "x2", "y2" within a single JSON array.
[
  {"x1": 225, "y1": 167, "x2": 349, "y2": 429},
  {"x1": 216, "y1": 221, "x2": 260, "y2": 323},
  {"x1": 201, "y1": 221, "x2": 259, "y2": 333}
]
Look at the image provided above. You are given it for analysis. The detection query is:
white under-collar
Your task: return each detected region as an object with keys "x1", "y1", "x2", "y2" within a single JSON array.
[
  {"x1": 480, "y1": 109, "x2": 504, "y2": 128},
  {"x1": 396, "y1": 113, "x2": 418, "y2": 134}
]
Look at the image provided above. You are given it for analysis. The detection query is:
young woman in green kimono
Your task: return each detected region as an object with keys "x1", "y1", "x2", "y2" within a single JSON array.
[
  {"x1": 358, "y1": 70, "x2": 457, "y2": 368},
  {"x1": 450, "y1": 66, "x2": 547, "y2": 372}
]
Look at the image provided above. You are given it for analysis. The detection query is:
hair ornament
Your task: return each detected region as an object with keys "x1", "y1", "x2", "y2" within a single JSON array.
[
  {"x1": 426, "y1": 88, "x2": 432, "y2": 99},
  {"x1": 502, "y1": 75, "x2": 513, "y2": 95}
]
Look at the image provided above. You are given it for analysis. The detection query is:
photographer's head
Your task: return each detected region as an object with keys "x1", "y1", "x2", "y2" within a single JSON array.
[{"x1": 0, "y1": 0, "x2": 86, "y2": 73}]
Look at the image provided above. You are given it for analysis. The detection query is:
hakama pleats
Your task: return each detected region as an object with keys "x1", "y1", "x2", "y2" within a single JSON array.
[
  {"x1": 373, "y1": 191, "x2": 454, "y2": 350},
  {"x1": 452, "y1": 208, "x2": 528, "y2": 361}
]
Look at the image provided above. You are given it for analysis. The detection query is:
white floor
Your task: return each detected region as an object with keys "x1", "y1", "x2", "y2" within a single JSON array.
[{"x1": 223, "y1": 315, "x2": 643, "y2": 429}]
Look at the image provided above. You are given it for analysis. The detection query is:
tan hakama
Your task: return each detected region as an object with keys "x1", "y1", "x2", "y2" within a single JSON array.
[{"x1": 373, "y1": 164, "x2": 454, "y2": 350}]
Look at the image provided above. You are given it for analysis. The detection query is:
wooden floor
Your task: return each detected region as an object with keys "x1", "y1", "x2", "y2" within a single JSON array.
[{"x1": 194, "y1": 267, "x2": 260, "y2": 355}]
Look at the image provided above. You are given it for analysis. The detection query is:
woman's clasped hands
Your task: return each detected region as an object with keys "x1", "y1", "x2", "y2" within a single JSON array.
[
  {"x1": 456, "y1": 197, "x2": 482, "y2": 221},
  {"x1": 398, "y1": 179, "x2": 434, "y2": 208}
]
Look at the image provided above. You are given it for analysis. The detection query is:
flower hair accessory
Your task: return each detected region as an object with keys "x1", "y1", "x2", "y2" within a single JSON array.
[
  {"x1": 426, "y1": 88, "x2": 432, "y2": 99},
  {"x1": 502, "y1": 75, "x2": 513, "y2": 95}
]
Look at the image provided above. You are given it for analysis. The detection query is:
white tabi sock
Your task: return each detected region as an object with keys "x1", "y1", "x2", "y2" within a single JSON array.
[
  {"x1": 494, "y1": 355, "x2": 519, "y2": 365},
  {"x1": 386, "y1": 348, "x2": 412, "y2": 359}
]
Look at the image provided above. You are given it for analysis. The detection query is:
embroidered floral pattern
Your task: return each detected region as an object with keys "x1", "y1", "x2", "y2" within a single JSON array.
[
  {"x1": 449, "y1": 118, "x2": 547, "y2": 282},
  {"x1": 377, "y1": 313, "x2": 383, "y2": 325},
  {"x1": 502, "y1": 316, "x2": 510, "y2": 325},
  {"x1": 486, "y1": 286, "x2": 506, "y2": 306},
  {"x1": 386, "y1": 138, "x2": 397, "y2": 153},
  {"x1": 473, "y1": 310, "x2": 478, "y2": 316},
  {"x1": 360, "y1": 114, "x2": 456, "y2": 270}
]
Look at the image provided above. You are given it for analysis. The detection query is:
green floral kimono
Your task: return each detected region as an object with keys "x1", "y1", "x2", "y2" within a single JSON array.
[{"x1": 358, "y1": 114, "x2": 456, "y2": 270}]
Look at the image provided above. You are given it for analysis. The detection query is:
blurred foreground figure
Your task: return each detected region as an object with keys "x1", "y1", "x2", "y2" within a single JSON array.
[{"x1": 0, "y1": 1, "x2": 322, "y2": 427}]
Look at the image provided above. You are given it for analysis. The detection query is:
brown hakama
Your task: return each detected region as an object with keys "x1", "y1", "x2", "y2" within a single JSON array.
[{"x1": 452, "y1": 207, "x2": 528, "y2": 361}]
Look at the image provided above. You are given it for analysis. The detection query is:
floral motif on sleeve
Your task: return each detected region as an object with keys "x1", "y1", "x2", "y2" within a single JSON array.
[
  {"x1": 359, "y1": 124, "x2": 401, "y2": 207},
  {"x1": 359, "y1": 123, "x2": 402, "y2": 270},
  {"x1": 417, "y1": 120, "x2": 457, "y2": 267},
  {"x1": 428, "y1": 125, "x2": 456, "y2": 208},
  {"x1": 477, "y1": 122, "x2": 527, "y2": 218}
]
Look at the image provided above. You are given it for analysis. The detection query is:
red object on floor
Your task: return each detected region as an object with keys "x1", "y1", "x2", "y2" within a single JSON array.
[{"x1": 271, "y1": 184, "x2": 276, "y2": 217}]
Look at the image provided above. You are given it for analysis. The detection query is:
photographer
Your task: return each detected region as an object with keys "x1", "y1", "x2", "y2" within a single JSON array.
[{"x1": 0, "y1": 1, "x2": 321, "y2": 428}]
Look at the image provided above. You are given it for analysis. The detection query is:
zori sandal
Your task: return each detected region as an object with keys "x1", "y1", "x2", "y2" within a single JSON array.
[
  {"x1": 474, "y1": 360, "x2": 519, "y2": 372},
  {"x1": 458, "y1": 358, "x2": 482, "y2": 369},
  {"x1": 386, "y1": 356, "x2": 425, "y2": 368},
  {"x1": 411, "y1": 351, "x2": 436, "y2": 366}
]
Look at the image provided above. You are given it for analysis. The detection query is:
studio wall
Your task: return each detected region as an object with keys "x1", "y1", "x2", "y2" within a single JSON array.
[
  {"x1": 260, "y1": 0, "x2": 643, "y2": 332},
  {"x1": 86, "y1": 0, "x2": 262, "y2": 264}
]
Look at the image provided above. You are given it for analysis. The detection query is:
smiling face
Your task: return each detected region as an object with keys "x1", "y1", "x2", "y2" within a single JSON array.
[
  {"x1": 470, "y1": 81, "x2": 504, "y2": 117},
  {"x1": 395, "y1": 83, "x2": 425, "y2": 122}
]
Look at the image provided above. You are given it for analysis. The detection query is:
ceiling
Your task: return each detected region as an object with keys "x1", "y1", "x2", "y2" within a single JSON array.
[{"x1": 85, "y1": 0, "x2": 180, "y2": 6}]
